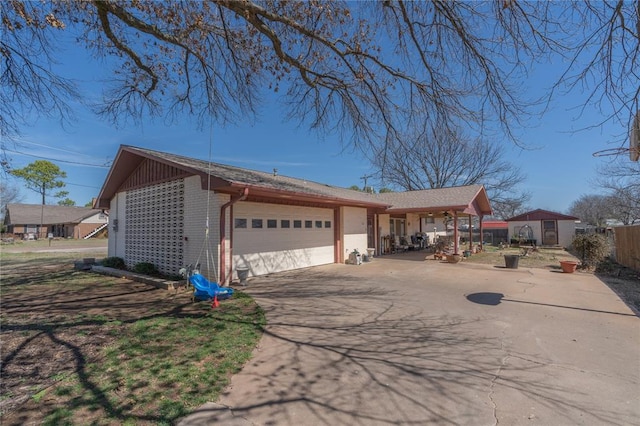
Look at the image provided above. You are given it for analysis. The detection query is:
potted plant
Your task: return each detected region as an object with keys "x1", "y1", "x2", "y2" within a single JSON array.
[{"x1": 559, "y1": 260, "x2": 578, "y2": 273}]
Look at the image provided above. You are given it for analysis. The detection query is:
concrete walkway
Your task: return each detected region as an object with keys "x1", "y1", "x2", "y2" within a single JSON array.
[{"x1": 178, "y1": 254, "x2": 639, "y2": 425}]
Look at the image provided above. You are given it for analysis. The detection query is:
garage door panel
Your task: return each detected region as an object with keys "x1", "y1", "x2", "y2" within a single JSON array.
[
  {"x1": 234, "y1": 246, "x2": 333, "y2": 276},
  {"x1": 233, "y1": 203, "x2": 334, "y2": 275}
]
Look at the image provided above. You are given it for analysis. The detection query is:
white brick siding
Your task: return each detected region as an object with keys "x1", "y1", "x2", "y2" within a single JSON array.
[
  {"x1": 182, "y1": 175, "x2": 227, "y2": 281},
  {"x1": 342, "y1": 206, "x2": 367, "y2": 258},
  {"x1": 108, "y1": 192, "x2": 127, "y2": 259}
]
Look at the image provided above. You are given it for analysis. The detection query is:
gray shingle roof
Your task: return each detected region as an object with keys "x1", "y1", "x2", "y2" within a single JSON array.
[
  {"x1": 5, "y1": 204, "x2": 104, "y2": 225},
  {"x1": 99, "y1": 145, "x2": 491, "y2": 215},
  {"x1": 125, "y1": 146, "x2": 389, "y2": 207},
  {"x1": 373, "y1": 185, "x2": 486, "y2": 211}
]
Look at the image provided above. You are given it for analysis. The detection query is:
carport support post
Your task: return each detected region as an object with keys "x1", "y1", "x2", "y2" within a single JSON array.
[
  {"x1": 469, "y1": 214, "x2": 473, "y2": 252},
  {"x1": 479, "y1": 215, "x2": 484, "y2": 251},
  {"x1": 453, "y1": 212, "x2": 459, "y2": 254}
]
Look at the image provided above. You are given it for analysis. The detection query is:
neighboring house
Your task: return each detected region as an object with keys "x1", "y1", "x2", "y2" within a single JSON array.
[
  {"x1": 3, "y1": 204, "x2": 109, "y2": 240},
  {"x1": 95, "y1": 145, "x2": 492, "y2": 283},
  {"x1": 505, "y1": 209, "x2": 578, "y2": 247}
]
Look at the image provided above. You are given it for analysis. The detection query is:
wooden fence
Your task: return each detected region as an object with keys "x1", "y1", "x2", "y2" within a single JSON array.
[{"x1": 613, "y1": 225, "x2": 640, "y2": 272}]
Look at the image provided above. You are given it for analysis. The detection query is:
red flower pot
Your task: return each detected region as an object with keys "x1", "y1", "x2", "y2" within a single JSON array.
[{"x1": 559, "y1": 260, "x2": 578, "y2": 273}]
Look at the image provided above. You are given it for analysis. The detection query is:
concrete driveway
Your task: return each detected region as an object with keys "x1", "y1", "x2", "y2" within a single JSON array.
[{"x1": 179, "y1": 254, "x2": 639, "y2": 425}]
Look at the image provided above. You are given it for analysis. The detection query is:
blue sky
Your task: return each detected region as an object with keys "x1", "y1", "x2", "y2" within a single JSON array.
[{"x1": 6, "y1": 27, "x2": 626, "y2": 214}]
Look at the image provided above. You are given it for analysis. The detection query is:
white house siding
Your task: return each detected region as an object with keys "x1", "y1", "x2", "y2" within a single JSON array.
[
  {"x1": 123, "y1": 179, "x2": 185, "y2": 276},
  {"x1": 342, "y1": 206, "x2": 368, "y2": 258},
  {"x1": 182, "y1": 175, "x2": 225, "y2": 281},
  {"x1": 80, "y1": 212, "x2": 109, "y2": 225},
  {"x1": 108, "y1": 192, "x2": 127, "y2": 260},
  {"x1": 557, "y1": 221, "x2": 577, "y2": 247},
  {"x1": 406, "y1": 213, "x2": 421, "y2": 237},
  {"x1": 232, "y1": 202, "x2": 335, "y2": 277},
  {"x1": 509, "y1": 220, "x2": 542, "y2": 245}
]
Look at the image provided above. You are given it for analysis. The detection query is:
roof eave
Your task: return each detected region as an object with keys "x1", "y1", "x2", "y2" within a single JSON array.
[{"x1": 220, "y1": 182, "x2": 390, "y2": 209}]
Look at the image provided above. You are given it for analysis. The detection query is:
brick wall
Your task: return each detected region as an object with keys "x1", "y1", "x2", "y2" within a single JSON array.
[{"x1": 183, "y1": 176, "x2": 228, "y2": 281}]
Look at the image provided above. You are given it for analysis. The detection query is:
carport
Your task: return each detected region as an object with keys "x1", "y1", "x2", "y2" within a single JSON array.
[{"x1": 374, "y1": 185, "x2": 492, "y2": 254}]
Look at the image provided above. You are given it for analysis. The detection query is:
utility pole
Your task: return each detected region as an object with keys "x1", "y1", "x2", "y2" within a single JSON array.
[{"x1": 360, "y1": 174, "x2": 374, "y2": 193}]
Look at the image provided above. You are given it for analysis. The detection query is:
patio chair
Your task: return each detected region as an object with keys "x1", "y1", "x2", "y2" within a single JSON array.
[{"x1": 394, "y1": 235, "x2": 409, "y2": 252}]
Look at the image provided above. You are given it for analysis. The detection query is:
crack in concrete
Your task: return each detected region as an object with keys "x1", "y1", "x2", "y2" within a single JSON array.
[{"x1": 488, "y1": 327, "x2": 511, "y2": 425}]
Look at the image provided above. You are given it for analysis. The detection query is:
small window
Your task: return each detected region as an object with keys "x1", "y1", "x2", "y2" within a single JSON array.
[
  {"x1": 281, "y1": 220, "x2": 290, "y2": 228},
  {"x1": 315, "y1": 220, "x2": 322, "y2": 228},
  {"x1": 425, "y1": 216, "x2": 435, "y2": 224},
  {"x1": 267, "y1": 219, "x2": 277, "y2": 229},
  {"x1": 324, "y1": 221, "x2": 331, "y2": 228},
  {"x1": 252, "y1": 219, "x2": 263, "y2": 229},
  {"x1": 294, "y1": 220, "x2": 302, "y2": 228},
  {"x1": 235, "y1": 218, "x2": 247, "y2": 229},
  {"x1": 305, "y1": 220, "x2": 313, "y2": 228}
]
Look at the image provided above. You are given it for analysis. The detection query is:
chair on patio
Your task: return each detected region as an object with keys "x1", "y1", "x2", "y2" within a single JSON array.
[{"x1": 394, "y1": 235, "x2": 409, "y2": 252}]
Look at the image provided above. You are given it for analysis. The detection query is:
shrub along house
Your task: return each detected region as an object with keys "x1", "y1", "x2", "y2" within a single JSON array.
[{"x1": 95, "y1": 145, "x2": 492, "y2": 284}]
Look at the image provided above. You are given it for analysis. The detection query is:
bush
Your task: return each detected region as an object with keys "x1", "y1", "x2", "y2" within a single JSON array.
[
  {"x1": 571, "y1": 234, "x2": 609, "y2": 269},
  {"x1": 102, "y1": 256, "x2": 126, "y2": 269},
  {"x1": 133, "y1": 262, "x2": 159, "y2": 276}
]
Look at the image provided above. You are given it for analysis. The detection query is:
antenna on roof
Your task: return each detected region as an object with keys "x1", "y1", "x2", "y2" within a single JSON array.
[{"x1": 273, "y1": 168, "x2": 278, "y2": 176}]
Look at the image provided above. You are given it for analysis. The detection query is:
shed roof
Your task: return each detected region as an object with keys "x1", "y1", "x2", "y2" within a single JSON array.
[
  {"x1": 5, "y1": 204, "x2": 104, "y2": 226},
  {"x1": 506, "y1": 209, "x2": 578, "y2": 222}
]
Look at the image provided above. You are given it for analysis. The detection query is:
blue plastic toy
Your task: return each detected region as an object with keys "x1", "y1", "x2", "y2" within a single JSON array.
[{"x1": 189, "y1": 273, "x2": 234, "y2": 301}]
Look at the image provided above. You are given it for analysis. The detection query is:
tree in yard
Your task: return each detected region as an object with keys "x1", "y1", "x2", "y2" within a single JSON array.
[
  {"x1": 372, "y1": 123, "x2": 530, "y2": 219},
  {"x1": 594, "y1": 161, "x2": 640, "y2": 225},
  {"x1": 56, "y1": 191, "x2": 76, "y2": 206},
  {"x1": 1, "y1": 182, "x2": 22, "y2": 210},
  {"x1": 10, "y1": 160, "x2": 67, "y2": 205},
  {"x1": 1, "y1": 1, "x2": 637, "y2": 162},
  {"x1": 568, "y1": 194, "x2": 612, "y2": 227},
  {"x1": 0, "y1": 182, "x2": 22, "y2": 230}
]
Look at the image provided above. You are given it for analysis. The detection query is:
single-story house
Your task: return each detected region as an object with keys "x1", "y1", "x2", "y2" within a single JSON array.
[
  {"x1": 505, "y1": 209, "x2": 578, "y2": 247},
  {"x1": 95, "y1": 145, "x2": 492, "y2": 283},
  {"x1": 3, "y1": 204, "x2": 109, "y2": 239}
]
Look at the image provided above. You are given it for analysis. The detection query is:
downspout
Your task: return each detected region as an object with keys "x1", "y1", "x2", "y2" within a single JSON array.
[{"x1": 219, "y1": 188, "x2": 249, "y2": 285}]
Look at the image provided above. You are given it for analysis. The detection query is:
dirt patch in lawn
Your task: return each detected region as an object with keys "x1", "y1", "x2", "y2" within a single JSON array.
[{"x1": 1, "y1": 252, "x2": 257, "y2": 425}]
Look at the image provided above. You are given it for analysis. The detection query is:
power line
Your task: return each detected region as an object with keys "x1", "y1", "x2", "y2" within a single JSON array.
[
  {"x1": 4, "y1": 149, "x2": 111, "y2": 168},
  {"x1": 65, "y1": 182, "x2": 102, "y2": 189}
]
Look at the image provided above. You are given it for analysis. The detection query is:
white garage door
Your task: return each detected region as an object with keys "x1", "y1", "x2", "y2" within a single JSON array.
[{"x1": 232, "y1": 202, "x2": 335, "y2": 276}]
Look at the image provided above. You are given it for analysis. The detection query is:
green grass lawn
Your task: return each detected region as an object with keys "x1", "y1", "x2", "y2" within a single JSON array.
[{"x1": 0, "y1": 251, "x2": 265, "y2": 425}]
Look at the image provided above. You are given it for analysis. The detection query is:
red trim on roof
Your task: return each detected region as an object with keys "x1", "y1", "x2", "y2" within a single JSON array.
[{"x1": 506, "y1": 209, "x2": 578, "y2": 222}]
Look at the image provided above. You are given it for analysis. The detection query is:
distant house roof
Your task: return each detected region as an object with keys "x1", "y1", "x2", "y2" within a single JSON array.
[
  {"x1": 96, "y1": 146, "x2": 492, "y2": 216},
  {"x1": 506, "y1": 209, "x2": 578, "y2": 222},
  {"x1": 482, "y1": 220, "x2": 508, "y2": 229},
  {"x1": 4, "y1": 204, "x2": 105, "y2": 226}
]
